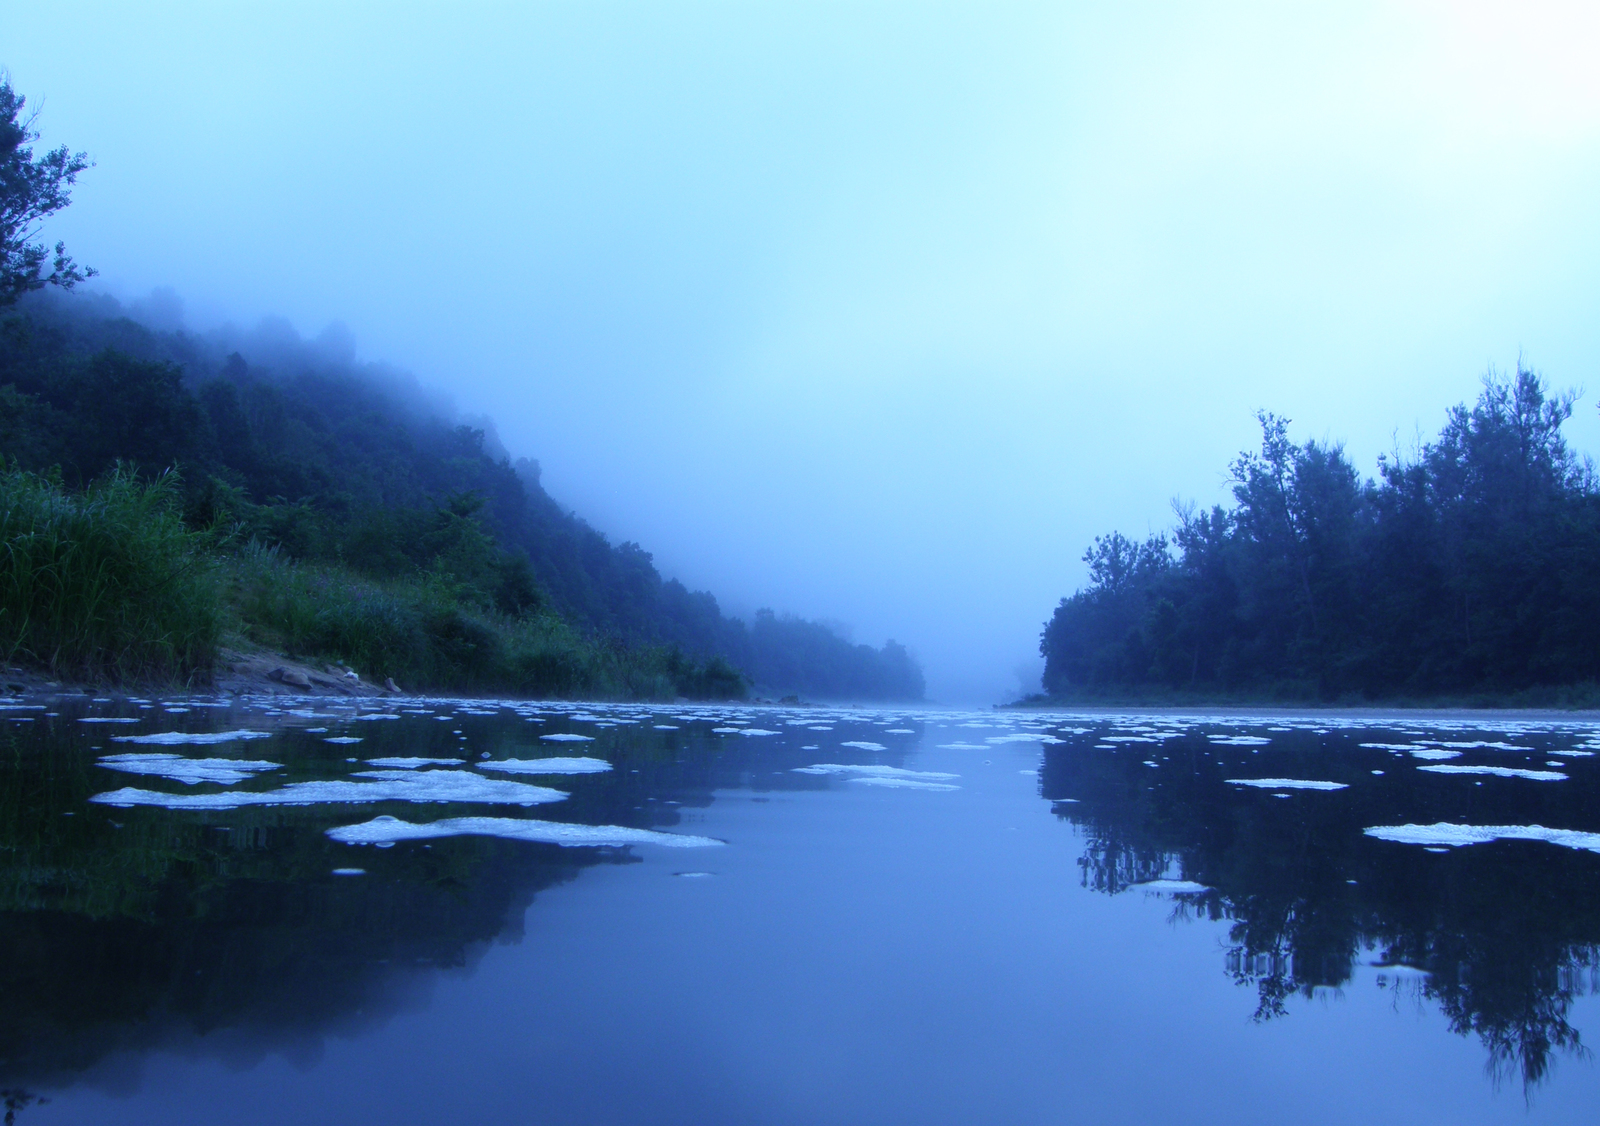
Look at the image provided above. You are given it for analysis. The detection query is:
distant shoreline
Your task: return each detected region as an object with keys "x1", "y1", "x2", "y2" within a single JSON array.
[{"x1": 1003, "y1": 695, "x2": 1600, "y2": 720}]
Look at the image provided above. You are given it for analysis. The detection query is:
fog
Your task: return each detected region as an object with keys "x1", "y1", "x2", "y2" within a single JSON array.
[{"x1": 6, "y1": 2, "x2": 1600, "y2": 702}]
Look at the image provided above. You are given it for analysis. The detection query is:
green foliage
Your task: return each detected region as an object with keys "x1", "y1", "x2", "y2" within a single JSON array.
[
  {"x1": 226, "y1": 543, "x2": 744, "y2": 700},
  {"x1": 1042, "y1": 366, "x2": 1600, "y2": 700},
  {"x1": 0, "y1": 465, "x2": 220, "y2": 682}
]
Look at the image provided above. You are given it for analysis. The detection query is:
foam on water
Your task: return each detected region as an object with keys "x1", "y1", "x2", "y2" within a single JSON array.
[
  {"x1": 539, "y1": 733, "x2": 595, "y2": 743},
  {"x1": 1131, "y1": 879, "x2": 1212, "y2": 893},
  {"x1": 1225, "y1": 778, "x2": 1349, "y2": 790},
  {"x1": 1364, "y1": 822, "x2": 1600, "y2": 853},
  {"x1": 793, "y1": 764, "x2": 960, "y2": 780},
  {"x1": 477, "y1": 757, "x2": 613, "y2": 774},
  {"x1": 326, "y1": 813, "x2": 723, "y2": 848},
  {"x1": 109, "y1": 730, "x2": 272, "y2": 745},
  {"x1": 840, "y1": 741, "x2": 887, "y2": 752},
  {"x1": 97, "y1": 753, "x2": 282, "y2": 786},
  {"x1": 848, "y1": 776, "x2": 960, "y2": 791},
  {"x1": 1418, "y1": 765, "x2": 1567, "y2": 781},
  {"x1": 91, "y1": 769, "x2": 568, "y2": 809},
  {"x1": 364, "y1": 757, "x2": 467, "y2": 769}
]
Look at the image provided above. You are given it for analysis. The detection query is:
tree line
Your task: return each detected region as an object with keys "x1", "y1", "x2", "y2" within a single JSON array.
[{"x1": 1041, "y1": 369, "x2": 1600, "y2": 700}]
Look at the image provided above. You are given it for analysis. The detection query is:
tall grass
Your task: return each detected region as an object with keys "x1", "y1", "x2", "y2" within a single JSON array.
[
  {"x1": 226, "y1": 544, "x2": 745, "y2": 699},
  {"x1": 0, "y1": 466, "x2": 743, "y2": 699},
  {"x1": 0, "y1": 466, "x2": 221, "y2": 682}
]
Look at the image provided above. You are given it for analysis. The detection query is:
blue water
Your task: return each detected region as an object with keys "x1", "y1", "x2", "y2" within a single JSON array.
[{"x1": 4, "y1": 698, "x2": 1598, "y2": 1123}]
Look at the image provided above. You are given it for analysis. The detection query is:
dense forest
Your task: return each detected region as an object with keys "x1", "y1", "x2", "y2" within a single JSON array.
[
  {"x1": 0, "y1": 80, "x2": 922, "y2": 699},
  {"x1": 1040, "y1": 371, "x2": 1600, "y2": 701}
]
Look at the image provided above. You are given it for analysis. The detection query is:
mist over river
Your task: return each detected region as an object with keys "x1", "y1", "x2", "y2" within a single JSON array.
[{"x1": 3, "y1": 695, "x2": 1599, "y2": 1124}]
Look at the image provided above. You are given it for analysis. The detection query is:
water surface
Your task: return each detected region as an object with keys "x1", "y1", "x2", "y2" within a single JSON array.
[{"x1": 3, "y1": 697, "x2": 1598, "y2": 1123}]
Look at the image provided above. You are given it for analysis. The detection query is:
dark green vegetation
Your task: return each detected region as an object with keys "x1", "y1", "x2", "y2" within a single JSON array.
[
  {"x1": 0, "y1": 467, "x2": 219, "y2": 682},
  {"x1": 0, "y1": 80, "x2": 921, "y2": 700},
  {"x1": 1042, "y1": 726, "x2": 1600, "y2": 1088},
  {"x1": 1040, "y1": 369, "x2": 1600, "y2": 702}
]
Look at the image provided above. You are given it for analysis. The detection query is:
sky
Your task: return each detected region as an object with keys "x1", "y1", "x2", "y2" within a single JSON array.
[{"x1": 6, "y1": 1, "x2": 1600, "y2": 702}]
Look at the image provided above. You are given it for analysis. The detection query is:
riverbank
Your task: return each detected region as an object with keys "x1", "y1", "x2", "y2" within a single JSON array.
[
  {"x1": 1006, "y1": 688, "x2": 1600, "y2": 714},
  {"x1": 0, "y1": 466, "x2": 746, "y2": 701}
]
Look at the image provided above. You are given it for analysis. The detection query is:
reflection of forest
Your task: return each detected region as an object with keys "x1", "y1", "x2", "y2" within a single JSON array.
[
  {"x1": 1042, "y1": 729, "x2": 1600, "y2": 1088},
  {"x1": 0, "y1": 778, "x2": 607, "y2": 1089},
  {"x1": 0, "y1": 710, "x2": 874, "y2": 1097}
]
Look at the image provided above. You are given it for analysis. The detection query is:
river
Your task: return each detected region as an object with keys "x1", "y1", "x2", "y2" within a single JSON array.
[{"x1": 2, "y1": 696, "x2": 1597, "y2": 1123}]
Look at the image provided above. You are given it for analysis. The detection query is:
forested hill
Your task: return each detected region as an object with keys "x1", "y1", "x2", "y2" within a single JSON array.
[
  {"x1": 1040, "y1": 368, "x2": 1600, "y2": 703},
  {"x1": 0, "y1": 291, "x2": 923, "y2": 700}
]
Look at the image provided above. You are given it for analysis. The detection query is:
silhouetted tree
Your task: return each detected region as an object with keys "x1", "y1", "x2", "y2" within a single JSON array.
[{"x1": 0, "y1": 80, "x2": 93, "y2": 304}]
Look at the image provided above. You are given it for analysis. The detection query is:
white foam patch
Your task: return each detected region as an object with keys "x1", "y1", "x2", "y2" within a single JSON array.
[
  {"x1": 937, "y1": 743, "x2": 987, "y2": 750},
  {"x1": 1418, "y1": 765, "x2": 1566, "y2": 781},
  {"x1": 653, "y1": 725, "x2": 680, "y2": 730},
  {"x1": 540, "y1": 733, "x2": 596, "y2": 743},
  {"x1": 1430, "y1": 741, "x2": 1534, "y2": 751},
  {"x1": 91, "y1": 769, "x2": 568, "y2": 809},
  {"x1": 78, "y1": 717, "x2": 139, "y2": 724},
  {"x1": 477, "y1": 757, "x2": 612, "y2": 774},
  {"x1": 840, "y1": 741, "x2": 887, "y2": 752},
  {"x1": 364, "y1": 757, "x2": 466, "y2": 769},
  {"x1": 1131, "y1": 879, "x2": 1211, "y2": 893},
  {"x1": 1209, "y1": 736, "x2": 1273, "y2": 746},
  {"x1": 1225, "y1": 778, "x2": 1349, "y2": 790},
  {"x1": 327, "y1": 813, "x2": 722, "y2": 848},
  {"x1": 1364, "y1": 822, "x2": 1600, "y2": 853},
  {"x1": 109, "y1": 729, "x2": 272, "y2": 745},
  {"x1": 97, "y1": 753, "x2": 282, "y2": 786},
  {"x1": 986, "y1": 733, "x2": 1065, "y2": 744},
  {"x1": 793, "y1": 764, "x2": 960, "y2": 780},
  {"x1": 885, "y1": 729, "x2": 915, "y2": 734},
  {"x1": 1407, "y1": 749, "x2": 1463, "y2": 761},
  {"x1": 352, "y1": 714, "x2": 402, "y2": 721},
  {"x1": 1552, "y1": 749, "x2": 1596, "y2": 757},
  {"x1": 849, "y1": 776, "x2": 960, "y2": 791},
  {"x1": 324, "y1": 736, "x2": 363, "y2": 744}
]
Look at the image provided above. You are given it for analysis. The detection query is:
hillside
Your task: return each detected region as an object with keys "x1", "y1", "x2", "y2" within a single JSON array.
[{"x1": 0, "y1": 290, "x2": 923, "y2": 700}]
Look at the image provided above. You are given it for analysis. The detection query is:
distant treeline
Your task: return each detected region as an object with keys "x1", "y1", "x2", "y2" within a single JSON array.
[
  {"x1": 0, "y1": 293, "x2": 923, "y2": 699},
  {"x1": 1040, "y1": 368, "x2": 1600, "y2": 701}
]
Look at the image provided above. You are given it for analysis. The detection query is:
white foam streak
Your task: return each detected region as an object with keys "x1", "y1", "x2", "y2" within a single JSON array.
[
  {"x1": 327, "y1": 814, "x2": 722, "y2": 848},
  {"x1": 477, "y1": 757, "x2": 612, "y2": 774}
]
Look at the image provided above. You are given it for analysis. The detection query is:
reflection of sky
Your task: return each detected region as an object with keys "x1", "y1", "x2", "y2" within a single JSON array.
[{"x1": 8, "y1": 4, "x2": 1600, "y2": 704}]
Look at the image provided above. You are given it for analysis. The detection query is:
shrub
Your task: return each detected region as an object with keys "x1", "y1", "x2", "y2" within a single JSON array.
[{"x1": 0, "y1": 466, "x2": 220, "y2": 682}]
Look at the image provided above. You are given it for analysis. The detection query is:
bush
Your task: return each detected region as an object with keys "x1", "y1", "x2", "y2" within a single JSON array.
[
  {"x1": 0, "y1": 466, "x2": 220, "y2": 682},
  {"x1": 225, "y1": 545, "x2": 745, "y2": 700}
]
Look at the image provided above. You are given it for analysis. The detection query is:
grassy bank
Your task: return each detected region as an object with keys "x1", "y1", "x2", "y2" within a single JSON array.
[
  {"x1": 0, "y1": 466, "x2": 220, "y2": 683},
  {"x1": 0, "y1": 467, "x2": 744, "y2": 699}
]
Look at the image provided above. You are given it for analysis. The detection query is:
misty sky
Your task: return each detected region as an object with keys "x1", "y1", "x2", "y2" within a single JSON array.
[{"x1": 7, "y1": 2, "x2": 1600, "y2": 701}]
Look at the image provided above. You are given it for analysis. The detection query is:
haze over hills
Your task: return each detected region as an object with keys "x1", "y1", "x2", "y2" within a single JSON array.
[{"x1": 0, "y1": 286, "x2": 924, "y2": 700}]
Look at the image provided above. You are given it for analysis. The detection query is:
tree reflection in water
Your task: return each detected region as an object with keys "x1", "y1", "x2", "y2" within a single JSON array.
[{"x1": 1043, "y1": 723, "x2": 1600, "y2": 1089}]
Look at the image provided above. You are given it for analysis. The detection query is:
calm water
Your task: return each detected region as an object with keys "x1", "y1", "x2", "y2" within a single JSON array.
[{"x1": 3, "y1": 697, "x2": 1599, "y2": 1124}]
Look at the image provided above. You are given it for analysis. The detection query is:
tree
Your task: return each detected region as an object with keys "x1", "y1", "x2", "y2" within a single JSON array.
[{"x1": 0, "y1": 79, "x2": 93, "y2": 305}]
